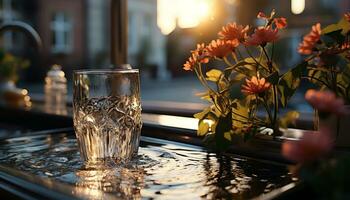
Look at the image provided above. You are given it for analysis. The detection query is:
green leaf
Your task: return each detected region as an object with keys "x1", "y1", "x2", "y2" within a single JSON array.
[
  {"x1": 278, "y1": 61, "x2": 307, "y2": 107},
  {"x1": 206, "y1": 69, "x2": 222, "y2": 82},
  {"x1": 322, "y1": 17, "x2": 350, "y2": 34},
  {"x1": 266, "y1": 71, "x2": 279, "y2": 85},
  {"x1": 322, "y1": 24, "x2": 342, "y2": 35},
  {"x1": 214, "y1": 112, "x2": 232, "y2": 151},
  {"x1": 218, "y1": 78, "x2": 228, "y2": 91},
  {"x1": 198, "y1": 120, "x2": 210, "y2": 136},
  {"x1": 194, "y1": 107, "x2": 211, "y2": 120},
  {"x1": 339, "y1": 17, "x2": 350, "y2": 34},
  {"x1": 320, "y1": 35, "x2": 337, "y2": 46},
  {"x1": 238, "y1": 64, "x2": 257, "y2": 77},
  {"x1": 196, "y1": 91, "x2": 212, "y2": 103},
  {"x1": 229, "y1": 73, "x2": 246, "y2": 84},
  {"x1": 243, "y1": 57, "x2": 257, "y2": 65},
  {"x1": 232, "y1": 101, "x2": 249, "y2": 129},
  {"x1": 224, "y1": 132, "x2": 232, "y2": 141},
  {"x1": 323, "y1": 30, "x2": 345, "y2": 45}
]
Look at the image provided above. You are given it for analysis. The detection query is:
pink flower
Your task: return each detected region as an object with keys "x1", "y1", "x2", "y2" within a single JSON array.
[
  {"x1": 245, "y1": 27, "x2": 279, "y2": 46},
  {"x1": 282, "y1": 127, "x2": 334, "y2": 163},
  {"x1": 305, "y1": 89, "x2": 347, "y2": 116},
  {"x1": 298, "y1": 23, "x2": 321, "y2": 55}
]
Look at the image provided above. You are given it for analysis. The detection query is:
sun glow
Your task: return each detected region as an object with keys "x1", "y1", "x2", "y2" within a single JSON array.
[
  {"x1": 157, "y1": 0, "x2": 211, "y2": 35},
  {"x1": 291, "y1": 0, "x2": 305, "y2": 15}
]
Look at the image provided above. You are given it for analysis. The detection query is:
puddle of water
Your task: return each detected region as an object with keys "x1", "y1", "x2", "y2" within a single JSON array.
[{"x1": 0, "y1": 133, "x2": 293, "y2": 199}]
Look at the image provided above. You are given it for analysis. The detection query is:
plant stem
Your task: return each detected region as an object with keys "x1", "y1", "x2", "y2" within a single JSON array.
[
  {"x1": 231, "y1": 51, "x2": 239, "y2": 63},
  {"x1": 262, "y1": 47, "x2": 270, "y2": 64},
  {"x1": 244, "y1": 45, "x2": 267, "y2": 70},
  {"x1": 231, "y1": 110, "x2": 249, "y2": 120},
  {"x1": 236, "y1": 49, "x2": 243, "y2": 60},
  {"x1": 272, "y1": 85, "x2": 278, "y2": 132},
  {"x1": 262, "y1": 46, "x2": 279, "y2": 133},
  {"x1": 223, "y1": 57, "x2": 244, "y2": 74},
  {"x1": 305, "y1": 54, "x2": 319, "y2": 63},
  {"x1": 336, "y1": 116, "x2": 340, "y2": 138},
  {"x1": 331, "y1": 66, "x2": 338, "y2": 95},
  {"x1": 194, "y1": 65, "x2": 218, "y2": 97},
  {"x1": 262, "y1": 100, "x2": 273, "y2": 125},
  {"x1": 271, "y1": 42, "x2": 275, "y2": 61},
  {"x1": 257, "y1": 49, "x2": 264, "y2": 73},
  {"x1": 195, "y1": 67, "x2": 226, "y2": 115},
  {"x1": 301, "y1": 76, "x2": 331, "y2": 89},
  {"x1": 232, "y1": 118, "x2": 250, "y2": 124}
]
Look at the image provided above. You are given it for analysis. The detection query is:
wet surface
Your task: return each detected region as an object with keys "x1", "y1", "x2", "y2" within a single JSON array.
[
  {"x1": 0, "y1": 132, "x2": 293, "y2": 199},
  {"x1": 0, "y1": 122, "x2": 31, "y2": 139}
]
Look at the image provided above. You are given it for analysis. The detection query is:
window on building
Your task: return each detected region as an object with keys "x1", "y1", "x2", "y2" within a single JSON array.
[{"x1": 51, "y1": 12, "x2": 72, "y2": 54}]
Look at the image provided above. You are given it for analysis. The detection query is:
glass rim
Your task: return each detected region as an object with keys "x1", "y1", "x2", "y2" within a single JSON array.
[{"x1": 74, "y1": 69, "x2": 139, "y2": 74}]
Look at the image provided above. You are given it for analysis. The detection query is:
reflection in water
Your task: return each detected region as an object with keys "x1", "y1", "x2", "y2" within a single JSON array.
[
  {"x1": 204, "y1": 155, "x2": 236, "y2": 199},
  {"x1": 202, "y1": 154, "x2": 291, "y2": 199},
  {"x1": 75, "y1": 166, "x2": 143, "y2": 199},
  {"x1": 0, "y1": 133, "x2": 293, "y2": 199}
]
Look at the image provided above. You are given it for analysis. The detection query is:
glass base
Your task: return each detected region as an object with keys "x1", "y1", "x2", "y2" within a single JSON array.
[{"x1": 82, "y1": 158, "x2": 122, "y2": 169}]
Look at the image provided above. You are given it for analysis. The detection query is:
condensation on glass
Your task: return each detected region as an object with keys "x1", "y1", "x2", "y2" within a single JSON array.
[{"x1": 73, "y1": 69, "x2": 142, "y2": 164}]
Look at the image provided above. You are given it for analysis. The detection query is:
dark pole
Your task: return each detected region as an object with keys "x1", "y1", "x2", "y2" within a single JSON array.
[
  {"x1": 110, "y1": 0, "x2": 128, "y2": 66},
  {"x1": 0, "y1": 21, "x2": 42, "y2": 51}
]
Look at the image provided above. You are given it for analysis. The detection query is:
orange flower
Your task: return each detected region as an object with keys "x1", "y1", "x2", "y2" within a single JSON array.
[
  {"x1": 245, "y1": 27, "x2": 279, "y2": 46},
  {"x1": 207, "y1": 39, "x2": 237, "y2": 58},
  {"x1": 274, "y1": 17, "x2": 287, "y2": 29},
  {"x1": 298, "y1": 23, "x2": 321, "y2": 55},
  {"x1": 183, "y1": 43, "x2": 210, "y2": 71},
  {"x1": 305, "y1": 89, "x2": 347, "y2": 116},
  {"x1": 218, "y1": 23, "x2": 249, "y2": 43},
  {"x1": 191, "y1": 43, "x2": 210, "y2": 64},
  {"x1": 183, "y1": 55, "x2": 197, "y2": 71},
  {"x1": 241, "y1": 76, "x2": 271, "y2": 95},
  {"x1": 282, "y1": 127, "x2": 334, "y2": 163}
]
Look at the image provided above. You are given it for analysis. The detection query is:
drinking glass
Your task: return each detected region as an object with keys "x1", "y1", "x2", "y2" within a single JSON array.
[{"x1": 73, "y1": 69, "x2": 142, "y2": 164}]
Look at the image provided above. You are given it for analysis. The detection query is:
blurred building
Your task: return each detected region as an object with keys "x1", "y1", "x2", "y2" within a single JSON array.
[
  {"x1": 37, "y1": 0, "x2": 86, "y2": 76},
  {"x1": 128, "y1": 0, "x2": 168, "y2": 80},
  {"x1": 0, "y1": 0, "x2": 169, "y2": 82},
  {"x1": 0, "y1": 0, "x2": 86, "y2": 81},
  {"x1": 86, "y1": 0, "x2": 170, "y2": 81},
  {"x1": 166, "y1": 0, "x2": 238, "y2": 76},
  {"x1": 0, "y1": 0, "x2": 349, "y2": 83}
]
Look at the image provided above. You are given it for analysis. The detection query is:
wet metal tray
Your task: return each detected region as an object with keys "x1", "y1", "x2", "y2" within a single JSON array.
[{"x1": 0, "y1": 129, "x2": 294, "y2": 200}]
